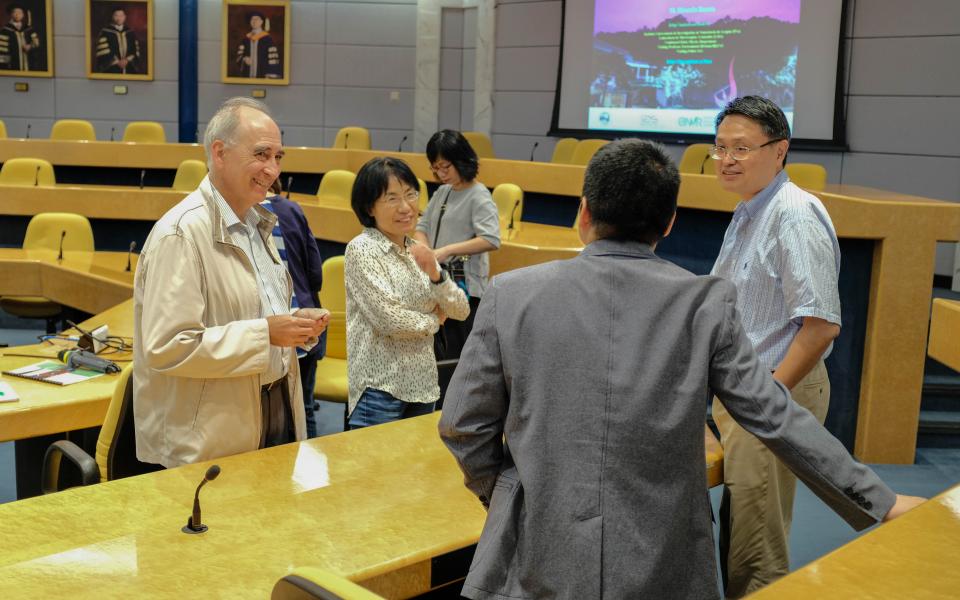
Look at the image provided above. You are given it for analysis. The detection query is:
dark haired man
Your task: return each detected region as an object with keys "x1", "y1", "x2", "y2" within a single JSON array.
[
  {"x1": 0, "y1": 3, "x2": 40, "y2": 71},
  {"x1": 439, "y1": 139, "x2": 922, "y2": 599},
  {"x1": 709, "y1": 96, "x2": 842, "y2": 597},
  {"x1": 95, "y1": 7, "x2": 140, "y2": 74}
]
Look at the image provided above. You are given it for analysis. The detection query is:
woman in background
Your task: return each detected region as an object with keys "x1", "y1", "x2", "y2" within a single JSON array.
[
  {"x1": 414, "y1": 129, "x2": 500, "y2": 359},
  {"x1": 345, "y1": 157, "x2": 469, "y2": 429}
]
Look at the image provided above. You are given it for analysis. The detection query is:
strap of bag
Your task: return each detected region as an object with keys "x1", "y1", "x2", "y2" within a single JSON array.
[{"x1": 431, "y1": 186, "x2": 453, "y2": 249}]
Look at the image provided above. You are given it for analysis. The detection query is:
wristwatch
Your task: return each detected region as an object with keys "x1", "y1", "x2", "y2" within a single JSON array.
[{"x1": 431, "y1": 268, "x2": 448, "y2": 285}]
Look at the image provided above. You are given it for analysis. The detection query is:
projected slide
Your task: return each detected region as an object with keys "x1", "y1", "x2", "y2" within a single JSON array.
[{"x1": 588, "y1": 1, "x2": 800, "y2": 135}]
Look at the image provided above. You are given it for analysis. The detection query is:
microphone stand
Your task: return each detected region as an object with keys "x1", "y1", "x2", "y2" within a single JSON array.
[
  {"x1": 57, "y1": 231, "x2": 66, "y2": 263},
  {"x1": 529, "y1": 141, "x2": 539, "y2": 161},
  {"x1": 398, "y1": 135, "x2": 408, "y2": 152}
]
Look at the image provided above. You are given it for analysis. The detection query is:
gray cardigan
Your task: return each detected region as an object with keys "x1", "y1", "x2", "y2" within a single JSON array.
[{"x1": 439, "y1": 239, "x2": 895, "y2": 600}]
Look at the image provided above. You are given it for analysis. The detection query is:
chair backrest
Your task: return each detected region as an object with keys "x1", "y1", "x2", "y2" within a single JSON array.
[
  {"x1": 317, "y1": 170, "x2": 356, "y2": 208},
  {"x1": 417, "y1": 177, "x2": 429, "y2": 213},
  {"x1": 492, "y1": 183, "x2": 523, "y2": 229},
  {"x1": 94, "y1": 363, "x2": 162, "y2": 482},
  {"x1": 550, "y1": 138, "x2": 578, "y2": 164},
  {"x1": 272, "y1": 567, "x2": 384, "y2": 600},
  {"x1": 332, "y1": 127, "x2": 371, "y2": 150},
  {"x1": 462, "y1": 131, "x2": 495, "y2": 158},
  {"x1": 24, "y1": 213, "x2": 94, "y2": 252},
  {"x1": 570, "y1": 139, "x2": 608, "y2": 165},
  {"x1": 324, "y1": 311, "x2": 347, "y2": 360},
  {"x1": 122, "y1": 121, "x2": 166, "y2": 144},
  {"x1": 679, "y1": 143, "x2": 716, "y2": 174},
  {"x1": 172, "y1": 159, "x2": 208, "y2": 191},
  {"x1": 785, "y1": 162, "x2": 827, "y2": 191},
  {"x1": 0, "y1": 157, "x2": 56, "y2": 186},
  {"x1": 319, "y1": 255, "x2": 345, "y2": 312},
  {"x1": 50, "y1": 119, "x2": 97, "y2": 141},
  {"x1": 0, "y1": 119, "x2": 7, "y2": 139}
]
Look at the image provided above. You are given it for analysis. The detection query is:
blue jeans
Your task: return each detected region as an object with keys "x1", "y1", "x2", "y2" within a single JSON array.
[
  {"x1": 298, "y1": 353, "x2": 319, "y2": 438},
  {"x1": 348, "y1": 388, "x2": 435, "y2": 430}
]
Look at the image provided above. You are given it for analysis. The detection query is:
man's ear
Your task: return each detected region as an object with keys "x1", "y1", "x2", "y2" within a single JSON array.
[
  {"x1": 211, "y1": 140, "x2": 226, "y2": 168},
  {"x1": 578, "y1": 197, "x2": 592, "y2": 228},
  {"x1": 662, "y1": 212, "x2": 677, "y2": 239},
  {"x1": 776, "y1": 139, "x2": 789, "y2": 167}
]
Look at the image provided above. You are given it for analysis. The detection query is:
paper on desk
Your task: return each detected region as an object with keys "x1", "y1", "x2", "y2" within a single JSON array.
[{"x1": 0, "y1": 381, "x2": 19, "y2": 402}]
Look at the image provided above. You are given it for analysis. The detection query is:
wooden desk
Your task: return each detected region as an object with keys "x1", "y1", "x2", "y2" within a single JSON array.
[
  {"x1": 928, "y1": 299, "x2": 960, "y2": 373},
  {"x1": 746, "y1": 484, "x2": 960, "y2": 599},
  {"x1": 3, "y1": 144, "x2": 960, "y2": 461},
  {"x1": 0, "y1": 413, "x2": 723, "y2": 598}
]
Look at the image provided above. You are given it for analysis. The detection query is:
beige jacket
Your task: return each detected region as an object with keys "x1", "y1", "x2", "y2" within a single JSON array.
[{"x1": 133, "y1": 176, "x2": 305, "y2": 468}]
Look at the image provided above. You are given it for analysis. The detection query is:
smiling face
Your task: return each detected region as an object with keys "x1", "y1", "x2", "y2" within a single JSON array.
[
  {"x1": 369, "y1": 175, "x2": 419, "y2": 246},
  {"x1": 714, "y1": 114, "x2": 788, "y2": 200},
  {"x1": 210, "y1": 107, "x2": 284, "y2": 215}
]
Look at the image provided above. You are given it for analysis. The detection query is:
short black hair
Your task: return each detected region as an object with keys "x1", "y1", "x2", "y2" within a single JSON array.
[
  {"x1": 7, "y1": 4, "x2": 25, "y2": 14},
  {"x1": 715, "y1": 95, "x2": 791, "y2": 141},
  {"x1": 582, "y1": 139, "x2": 679, "y2": 245},
  {"x1": 426, "y1": 129, "x2": 479, "y2": 182},
  {"x1": 247, "y1": 11, "x2": 265, "y2": 22},
  {"x1": 351, "y1": 157, "x2": 420, "y2": 228}
]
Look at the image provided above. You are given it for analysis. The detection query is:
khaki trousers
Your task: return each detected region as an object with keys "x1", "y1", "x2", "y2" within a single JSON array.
[{"x1": 713, "y1": 360, "x2": 830, "y2": 599}]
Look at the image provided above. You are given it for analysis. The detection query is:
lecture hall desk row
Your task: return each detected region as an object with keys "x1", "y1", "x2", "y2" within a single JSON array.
[{"x1": 3, "y1": 137, "x2": 959, "y2": 463}]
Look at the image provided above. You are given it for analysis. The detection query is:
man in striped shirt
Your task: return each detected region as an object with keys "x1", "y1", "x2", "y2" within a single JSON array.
[{"x1": 709, "y1": 96, "x2": 842, "y2": 598}]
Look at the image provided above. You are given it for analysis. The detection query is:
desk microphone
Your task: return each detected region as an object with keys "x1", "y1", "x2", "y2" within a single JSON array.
[
  {"x1": 285, "y1": 175, "x2": 293, "y2": 199},
  {"x1": 529, "y1": 141, "x2": 539, "y2": 162},
  {"x1": 397, "y1": 135, "x2": 408, "y2": 152},
  {"x1": 58, "y1": 349, "x2": 121, "y2": 373},
  {"x1": 183, "y1": 465, "x2": 221, "y2": 534},
  {"x1": 110, "y1": 126, "x2": 115, "y2": 142},
  {"x1": 57, "y1": 230, "x2": 66, "y2": 262},
  {"x1": 139, "y1": 169, "x2": 146, "y2": 189},
  {"x1": 281, "y1": 129, "x2": 285, "y2": 143},
  {"x1": 700, "y1": 153, "x2": 712, "y2": 174},
  {"x1": 508, "y1": 199, "x2": 521, "y2": 230},
  {"x1": 126, "y1": 241, "x2": 137, "y2": 272},
  {"x1": 34, "y1": 165, "x2": 41, "y2": 186},
  {"x1": 25, "y1": 123, "x2": 31, "y2": 139},
  {"x1": 343, "y1": 132, "x2": 349, "y2": 149}
]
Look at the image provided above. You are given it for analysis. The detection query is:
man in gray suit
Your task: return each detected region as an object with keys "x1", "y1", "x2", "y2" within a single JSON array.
[{"x1": 438, "y1": 139, "x2": 922, "y2": 599}]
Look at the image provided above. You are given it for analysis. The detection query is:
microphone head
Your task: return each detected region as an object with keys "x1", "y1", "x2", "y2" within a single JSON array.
[
  {"x1": 129, "y1": 241, "x2": 137, "y2": 252},
  {"x1": 57, "y1": 349, "x2": 70, "y2": 362},
  {"x1": 61, "y1": 230, "x2": 66, "y2": 239},
  {"x1": 205, "y1": 465, "x2": 221, "y2": 481}
]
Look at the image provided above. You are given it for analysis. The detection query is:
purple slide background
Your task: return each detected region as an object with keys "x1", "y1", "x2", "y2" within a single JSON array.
[{"x1": 594, "y1": 0, "x2": 801, "y2": 35}]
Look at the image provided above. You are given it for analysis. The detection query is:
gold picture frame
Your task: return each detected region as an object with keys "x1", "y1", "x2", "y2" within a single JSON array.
[
  {"x1": 85, "y1": 0, "x2": 153, "y2": 81},
  {"x1": 221, "y1": 0, "x2": 290, "y2": 86},
  {"x1": 0, "y1": 0, "x2": 54, "y2": 78}
]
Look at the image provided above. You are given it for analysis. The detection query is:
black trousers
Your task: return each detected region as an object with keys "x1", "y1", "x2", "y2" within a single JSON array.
[
  {"x1": 434, "y1": 295, "x2": 482, "y2": 360},
  {"x1": 259, "y1": 378, "x2": 295, "y2": 448}
]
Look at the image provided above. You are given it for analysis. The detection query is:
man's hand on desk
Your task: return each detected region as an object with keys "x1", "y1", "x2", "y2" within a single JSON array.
[
  {"x1": 883, "y1": 494, "x2": 926, "y2": 522},
  {"x1": 267, "y1": 310, "x2": 329, "y2": 347}
]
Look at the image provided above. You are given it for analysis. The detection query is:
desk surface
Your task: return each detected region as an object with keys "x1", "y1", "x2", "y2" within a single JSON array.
[
  {"x1": 0, "y1": 413, "x2": 722, "y2": 598},
  {"x1": 747, "y1": 484, "x2": 960, "y2": 599}
]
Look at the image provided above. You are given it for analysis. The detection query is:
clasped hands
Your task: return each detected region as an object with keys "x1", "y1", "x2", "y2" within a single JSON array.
[
  {"x1": 266, "y1": 308, "x2": 330, "y2": 348},
  {"x1": 409, "y1": 243, "x2": 448, "y2": 325}
]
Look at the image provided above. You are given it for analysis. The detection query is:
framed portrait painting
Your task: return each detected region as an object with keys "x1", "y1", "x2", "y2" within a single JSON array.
[
  {"x1": 221, "y1": 0, "x2": 290, "y2": 85},
  {"x1": 86, "y1": 0, "x2": 153, "y2": 81},
  {"x1": 0, "y1": 0, "x2": 54, "y2": 77}
]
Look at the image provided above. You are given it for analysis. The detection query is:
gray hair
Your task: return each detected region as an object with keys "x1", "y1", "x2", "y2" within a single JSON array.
[{"x1": 203, "y1": 97, "x2": 273, "y2": 168}]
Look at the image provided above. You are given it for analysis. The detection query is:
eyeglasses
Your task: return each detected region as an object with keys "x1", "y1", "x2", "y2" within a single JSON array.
[
  {"x1": 430, "y1": 161, "x2": 454, "y2": 174},
  {"x1": 378, "y1": 191, "x2": 420, "y2": 208},
  {"x1": 709, "y1": 139, "x2": 783, "y2": 161}
]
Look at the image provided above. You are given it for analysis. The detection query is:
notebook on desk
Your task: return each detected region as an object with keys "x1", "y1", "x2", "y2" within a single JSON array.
[{"x1": 3, "y1": 361, "x2": 104, "y2": 386}]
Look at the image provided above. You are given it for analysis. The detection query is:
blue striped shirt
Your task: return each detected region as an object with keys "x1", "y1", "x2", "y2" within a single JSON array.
[{"x1": 710, "y1": 170, "x2": 841, "y2": 369}]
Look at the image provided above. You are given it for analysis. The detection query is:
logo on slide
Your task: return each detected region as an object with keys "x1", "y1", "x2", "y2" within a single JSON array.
[
  {"x1": 678, "y1": 116, "x2": 706, "y2": 128},
  {"x1": 598, "y1": 112, "x2": 611, "y2": 125}
]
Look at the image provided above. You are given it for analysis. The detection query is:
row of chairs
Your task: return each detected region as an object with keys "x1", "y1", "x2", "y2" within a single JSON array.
[{"x1": 0, "y1": 156, "x2": 209, "y2": 192}]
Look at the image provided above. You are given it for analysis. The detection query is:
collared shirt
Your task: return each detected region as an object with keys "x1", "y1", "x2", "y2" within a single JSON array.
[
  {"x1": 212, "y1": 185, "x2": 290, "y2": 385},
  {"x1": 344, "y1": 228, "x2": 470, "y2": 414},
  {"x1": 711, "y1": 170, "x2": 841, "y2": 369}
]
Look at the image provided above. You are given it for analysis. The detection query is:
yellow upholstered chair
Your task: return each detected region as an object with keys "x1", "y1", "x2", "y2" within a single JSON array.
[
  {"x1": 551, "y1": 137, "x2": 578, "y2": 164},
  {"x1": 0, "y1": 119, "x2": 7, "y2": 138},
  {"x1": 570, "y1": 139, "x2": 608, "y2": 165},
  {"x1": 41, "y1": 364, "x2": 162, "y2": 493},
  {"x1": 463, "y1": 131, "x2": 495, "y2": 158},
  {"x1": 332, "y1": 126, "x2": 371, "y2": 150},
  {"x1": 315, "y1": 256, "x2": 348, "y2": 428},
  {"x1": 50, "y1": 119, "x2": 97, "y2": 141},
  {"x1": 785, "y1": 162, "x2": 827, "y2": 191},
  {"x1": 0, "y1": 157, "x2": 56, "y2": 186},
  {"x1": 492, "y1": 183, "x2": 524, "y2": 231},
  {"x1": 0, "y1": 213, "x2": 94, "y2": 331},
  {"x1": 172, "y1": 159, "x2": 208, "y2": 191},
  {"x1": 679, "y1": 143, "x2": 716, "y2": 174},
  {"x1": 417, "y1": 177, "x2": 429, "y2": 213},
  {"x1": 317, "y1": 170, "x2": 356, "y2": 209},
  {"x1": 319, "y1": 255, "x2": 345, "y2": 312},
  {"x1": 122, "y1": 121, "x2": 166, "y2": 144},
  {"x1": 272, "y1": 567, "x2": 383, "y2": 600}
]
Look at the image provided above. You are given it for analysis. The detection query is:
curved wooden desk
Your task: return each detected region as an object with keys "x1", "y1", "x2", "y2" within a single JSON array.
[
  {"x1": 928, "y1": 299, "x2": 960, "y2": 373},
  {"x1": 746, "y1": 484, "x2": 960, "y2": 599},
  {"x1": 2, "y1": 142, "x2": 959, "y2": 462}
]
